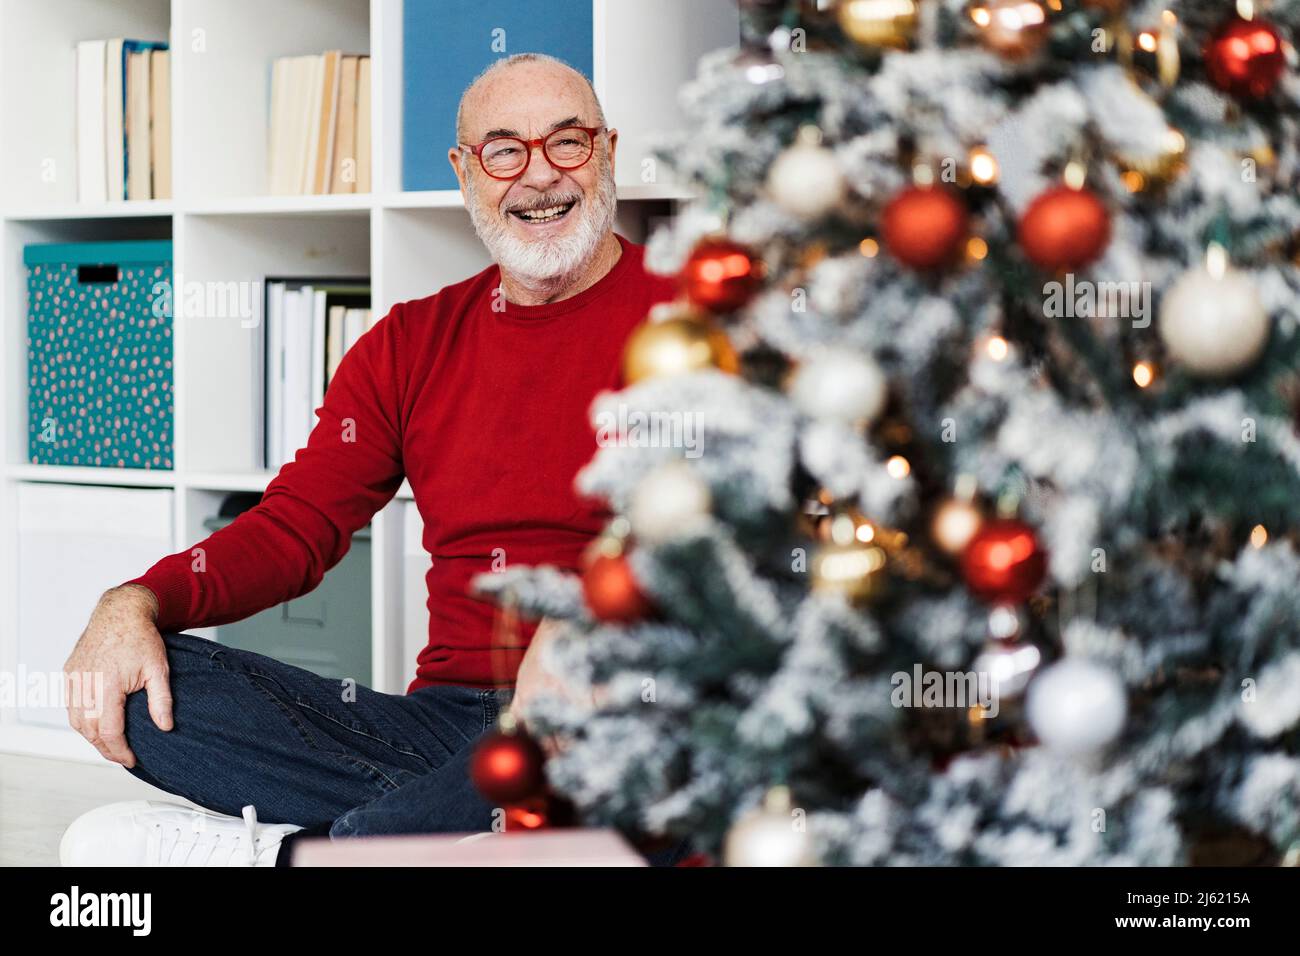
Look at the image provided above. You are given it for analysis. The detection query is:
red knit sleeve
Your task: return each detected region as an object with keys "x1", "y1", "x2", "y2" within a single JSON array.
[{"x1": 125, "y1": 301, "x2": 408, "y2": 632}]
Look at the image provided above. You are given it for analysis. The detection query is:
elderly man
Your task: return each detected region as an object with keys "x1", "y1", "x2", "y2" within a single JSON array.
[{"x1": 59, "y1": 53, "x2": 678, "y2": 867}]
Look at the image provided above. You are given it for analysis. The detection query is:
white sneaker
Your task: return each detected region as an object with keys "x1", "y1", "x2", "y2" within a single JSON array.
[{"x1": 59, "y1": 800, "x2": 303, "y2": 867}]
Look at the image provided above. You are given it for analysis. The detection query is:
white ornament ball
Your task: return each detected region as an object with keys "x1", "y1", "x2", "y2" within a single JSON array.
[
  {"x1": 628, "y1": 462, "x2": 711, "y2": 544},
  {"x1": 766, "y1": 139, "x2": 847, "y2": 220},
  {"x1": 1159, "y1": 264, "x2": 1269, "y2": 377},
  {"x1": 723, "y1": 788, "x2": 817, "y2": 867},
  {"x1": 789, "y1": 350, "x2": 887, "y2": 425},
  {"x1": 1026, "y1": 659, "x2": 1127, "y2": 757}
]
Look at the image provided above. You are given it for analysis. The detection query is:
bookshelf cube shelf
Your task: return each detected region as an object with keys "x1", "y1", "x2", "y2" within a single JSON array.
[{"x1": 0, "y1": 0, "x2": 738, "y2": 761}]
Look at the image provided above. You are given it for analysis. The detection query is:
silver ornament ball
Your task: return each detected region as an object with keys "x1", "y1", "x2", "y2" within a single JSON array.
[
  {"x1": 1159, "y1": 259, "x2": 1269, "y2": 378},
  {"x1": 1026, "y1": 658, "x2": 1127, "y2": 756}
]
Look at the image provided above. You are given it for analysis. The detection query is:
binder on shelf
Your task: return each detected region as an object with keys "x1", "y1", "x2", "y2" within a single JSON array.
[{"x1": 262, "y1": 277, "x2": 370, "y2": 469}]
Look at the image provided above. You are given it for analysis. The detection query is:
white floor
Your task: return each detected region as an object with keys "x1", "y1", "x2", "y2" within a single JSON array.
[{"x1": 0, "y1": 752, "x2": 197, "y2": 866}]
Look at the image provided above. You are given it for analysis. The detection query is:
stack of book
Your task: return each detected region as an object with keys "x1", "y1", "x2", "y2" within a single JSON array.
[
  {"x1": 268, "y1": 51, "x2": 372, "y2": 195},
  {"x1": 262, "y1": 278, "x2": 372, "y2": 468},
  {"x1": 76, "y1": 39, "x2": 171, "y2": 202}
]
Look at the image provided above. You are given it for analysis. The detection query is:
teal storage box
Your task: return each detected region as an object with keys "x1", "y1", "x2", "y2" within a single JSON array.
[
  {"x1": 204, "y1": 515, "x2": 373, "y2": 685},
  {"x1": 25, "y1": 240, "x2": 173, "y2": 469}
]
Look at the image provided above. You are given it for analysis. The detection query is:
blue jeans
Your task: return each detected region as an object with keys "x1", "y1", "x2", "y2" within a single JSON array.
[{"x1": 121, "y1": 633, "x2": 538, "y2": 849}]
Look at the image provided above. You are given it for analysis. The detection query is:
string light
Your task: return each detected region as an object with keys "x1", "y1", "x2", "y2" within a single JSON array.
[
  {"x1": 1250, "y1": 525, "x2": 1268, "y2": 548},
  {"x1": 1132, "y1": 360, "x2": 1156, "y2": 388},
  {"x1": 859, "y1": 237, "x2": 879, "y2": 258},
  {"x1": 969, "y1": 146, "x2": 999, "y2": 185},
  {"x1": 1206, "y1": 241, "x2": 1229, "y2": 280},
  {"x1": 1122, "y1": 170, "x2": 1146, "y2": 193},
  {"x1": 986, "y1": 335, "x2": 1010, "y2": 361},
  {"x1": 967, "y1": 237, "x2": 989, "y2": 260},
  {"x1": 886, "y1": 455, "x2": 911, "y2": 479},
  {"x1": 1063, "y1": 161, "x2": 1087, "y2": 190}
]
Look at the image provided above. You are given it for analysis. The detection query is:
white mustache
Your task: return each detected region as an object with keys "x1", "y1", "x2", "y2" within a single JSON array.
[{"x1": 503, "y1": 194, "x2": 581, "y2": 214}]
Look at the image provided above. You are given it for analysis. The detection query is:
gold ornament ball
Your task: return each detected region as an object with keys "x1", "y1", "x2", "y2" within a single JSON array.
[
  {"x1": 622, "y1": 310, "x2": 739, "y2": 385},
  {"x1": 1117, "y1": 128, "x2": 1186, "y2": 193},
  {"x1": 836, "y1": 0, "x2": 918, "y2": 50},
  {"x1": 811, "y1": 540, "x2": 888, "y2": 605},
  {"x1": 817, "y1": 505, "x2": 910, "y2": 555},
  {"x1": 971, "y1": 0, "x2": 1051, "y2": 59},
  {"x1": 930, "y1": 496, "x2": 985, "y2": 556}
]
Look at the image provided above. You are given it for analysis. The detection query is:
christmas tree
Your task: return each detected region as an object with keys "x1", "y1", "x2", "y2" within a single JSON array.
[{"x1": 476, "y1": 0, "x2": 1300, "y2": 866}]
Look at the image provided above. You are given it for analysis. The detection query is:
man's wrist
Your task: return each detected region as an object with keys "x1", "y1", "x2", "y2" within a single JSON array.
[{"x1": 110, "y1": 583, "x2": 160, "y2": 620}]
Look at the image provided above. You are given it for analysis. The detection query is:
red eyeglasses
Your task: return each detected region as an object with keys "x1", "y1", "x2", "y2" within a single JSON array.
[{"x1": 459, "y1": 126, "x2": 607, "y2": 180}]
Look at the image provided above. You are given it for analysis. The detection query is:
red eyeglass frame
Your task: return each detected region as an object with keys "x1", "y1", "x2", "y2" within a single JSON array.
[{"x1": 458, "y1": 126, "x2": 608, "y2": 181}]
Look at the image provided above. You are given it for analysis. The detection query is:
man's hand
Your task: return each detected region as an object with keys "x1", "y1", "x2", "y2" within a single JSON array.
[
  {"x1": 64, "y1": 584, "x2": 172, "y2": 768},
  {"x1": 509, "y1": 617, "x2": 593, "y2": 726}
]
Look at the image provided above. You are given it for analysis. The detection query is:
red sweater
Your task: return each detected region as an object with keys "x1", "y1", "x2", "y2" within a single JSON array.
[{"x1": 128, "y1": 234, "x2": 676, "y2": 690}]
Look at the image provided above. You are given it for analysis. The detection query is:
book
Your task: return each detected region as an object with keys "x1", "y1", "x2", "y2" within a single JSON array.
[
  {"x1": 300, "y1": 55, "x2": 323, "y2": 195},
  {"x1": 268, "y1": 53, "x2": 371, "y2": 196},
  {"x1": 150, "y1": 50, "x2": 171, "y2": 199},
  {"x1": 343, "y1": 308, "x2": 367, "y2": 354},
  {"x1": 79, "y1": 38, "x2": 168, "y2": 203},
  {"x1": 310, "y1": 289, "x2": 327, "y2": 413},
  {"x1": 356, "y1": 57, "x2": 372, "y2": 193},
  {"x1": 104, "y1": 39, "x2": 125, "y2": 200},
  {"x1": 284, "y1": 57, "x2": 312, "y2": 197},
  {"x1": 110, "y1": 40, "x2": 167, "y2": 201},
  {"x1": 264, "y1": 281, "x2": 286, "y2": 467},
  {"x1": 76, "y1": 41, "x2": 108, "y2": 203},
  {"x1": 331, "y1": 55, "x2": 359, "y2": 194},
  {"x1": 326, "y1": 304, "x2": 347, "y2": 384},
  {"x1": 313, "y1": 51, "x2": 342, "y2": 194},
  {"x1": 289, "y1": 57, "x2": 315, "y2": 195},
  {"x1": 267, "y1": 58, "x2": 290, "y2": 194},
  {"x1": 282, "y1": 286, "x2": 313, "y2": 460},
  {"x1": 125, "y1": 50, "x2": 151, "y2": 200}
]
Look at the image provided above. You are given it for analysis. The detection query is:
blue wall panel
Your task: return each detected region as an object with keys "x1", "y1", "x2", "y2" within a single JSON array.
[{"x1": 403, "y1": 0, "x2": 595, "y2": 191}]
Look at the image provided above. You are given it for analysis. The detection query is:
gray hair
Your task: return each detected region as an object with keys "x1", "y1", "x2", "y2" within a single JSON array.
[{"x1": 455, "y1": 53, "x2": 606, "y2": 142}]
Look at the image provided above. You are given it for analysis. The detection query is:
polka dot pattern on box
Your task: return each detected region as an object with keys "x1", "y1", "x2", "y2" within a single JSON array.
[{"x1": 26, "y1": 246, "x2": 173, "y2": 469}]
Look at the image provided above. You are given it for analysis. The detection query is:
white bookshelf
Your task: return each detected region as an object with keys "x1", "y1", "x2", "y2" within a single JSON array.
[{"x1": 0, "y1": 0, "x2": 738, "y2": 761}]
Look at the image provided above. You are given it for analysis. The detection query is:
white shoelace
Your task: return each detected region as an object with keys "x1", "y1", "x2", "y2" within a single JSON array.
[{"x1": 149, "y1": 805, "x2": 270, "y2": 866}]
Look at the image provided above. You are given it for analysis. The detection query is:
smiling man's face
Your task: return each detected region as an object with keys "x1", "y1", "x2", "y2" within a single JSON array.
[{"x1": 450, "y1": 58, "x2": 619, "y2": 286}]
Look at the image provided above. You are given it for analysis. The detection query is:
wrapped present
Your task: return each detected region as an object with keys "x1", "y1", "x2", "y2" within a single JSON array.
[{"x1": 292, "y1": 828, "x2": 646, "y2": 867}]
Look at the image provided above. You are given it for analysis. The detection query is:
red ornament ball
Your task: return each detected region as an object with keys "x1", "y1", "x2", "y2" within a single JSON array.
[
  {"x1": 503, "y1": 800, "x2": 549, "y2": 831},
  {"x1": 470, "y1": 730, "x2": 547, "y2": 805},
  {"x1": 1204, "y1": 15, "x2": 1286, "y2": 100},
  {"x1": 583, "y1": 552, "x2": 655, "y2": 622},
  {"x1": 881, "y1": 185, "x2": 969, "y2": 270},
  {"x1": 960, "y1": 518, "x2": 1048, "y2": 605},
  {"x1": 680, "y1": 238, "x2": 764, "y2": 313},
  {"x1": 1018, "y1": 185, "x2": 1111, "y2": 272}
]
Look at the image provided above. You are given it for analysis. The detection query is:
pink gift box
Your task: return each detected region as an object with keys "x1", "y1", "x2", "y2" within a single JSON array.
[{"x1": 292, "y1": 829, "x2": 648, "y2": 867}]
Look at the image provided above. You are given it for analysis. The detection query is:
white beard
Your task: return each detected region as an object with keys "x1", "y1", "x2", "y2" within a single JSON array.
[{"x1": 466, "y1": 159, "x2": 618, "y2": 284}]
